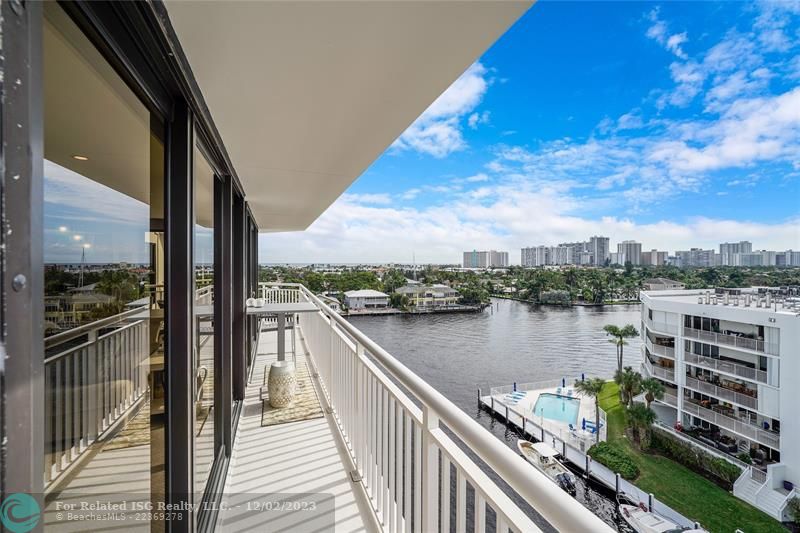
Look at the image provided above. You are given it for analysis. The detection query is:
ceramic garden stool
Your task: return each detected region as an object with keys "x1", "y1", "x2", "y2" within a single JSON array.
[{"x1": 268, "y1": 361, "x2": 296, "y2": 408}]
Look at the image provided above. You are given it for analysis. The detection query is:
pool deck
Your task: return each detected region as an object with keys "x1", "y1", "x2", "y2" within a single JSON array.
[{"x1": 481, "y1": 384, "x2": 599, "y2": 446}]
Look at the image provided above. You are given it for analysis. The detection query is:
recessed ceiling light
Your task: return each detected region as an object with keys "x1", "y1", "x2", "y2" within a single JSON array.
[{"x1": 72, "y1": 155, "x2": 89, "y2": 161}]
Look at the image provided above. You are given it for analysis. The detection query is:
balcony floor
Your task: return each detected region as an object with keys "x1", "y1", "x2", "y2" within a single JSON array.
[{"x1": 219, "y1": 325, "x2": 376, "y2": 532}]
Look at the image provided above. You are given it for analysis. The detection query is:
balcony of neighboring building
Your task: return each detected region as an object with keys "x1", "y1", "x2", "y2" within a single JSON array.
[
  {"x1": 644, "y1": 333, "x2": 675, "y2": 359},
  {"x1": 682, "y1": 315, "x2": 779, "y2": 355},
  {"x1": 643, "y1": 353, "x2": 676, "y2": 383},
  {"x1": 684, "y1": 366, "x2": 760, "y2": 411},
  {"x1": 681, "y1": 391, "x2": 780, "y2": 452},
  {"x1": 683, "y1": 340, "x2": 775, "y2": 387}
]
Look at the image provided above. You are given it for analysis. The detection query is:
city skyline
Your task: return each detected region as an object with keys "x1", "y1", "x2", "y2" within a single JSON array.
[{"x1": 260, "y1": 1, "x2": 800, "y2": 264}]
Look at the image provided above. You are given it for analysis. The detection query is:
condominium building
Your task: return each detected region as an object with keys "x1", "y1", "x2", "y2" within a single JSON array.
[
  {"x1": 463, "y1": 250, "x2": 509, "y2": 268},
  {"x1": 640, "y1": 288, "x2": 800, "y2": 520},
  {"x1": 521, "y1": 245, "x2": 572, "y2": 266},
  {"x1": 641, "y1": 249, "x2": 668, "y2": 266},
  {"x1": 558, "y1": 241, "x2": 588, "y2": 263},
  {"x1": 675, "y1": 248, "x2": 716, "y2": 268},
  {"x1": 720, "y1": 241, "x2": 753, "y2": 266},
  {"x1": 617, "y1": 240, "x2": 642, "y2": 265},
  {"x1": 588, "y1": 235, "x2": 610, "y2": 266}
]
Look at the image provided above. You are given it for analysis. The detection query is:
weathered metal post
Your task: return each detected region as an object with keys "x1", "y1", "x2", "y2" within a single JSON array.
[
  {"x1": 585, "y1": 455, "x2": 591, "y2": 478},
  {"x1": 615, "y1": 473, "x2": 621, "y2": 496},
  {"x1": 648, "y1": 493, "x2": 654, "y2": 512}
]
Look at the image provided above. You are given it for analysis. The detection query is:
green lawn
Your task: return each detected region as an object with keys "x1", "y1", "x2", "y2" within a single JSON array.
[{"x1": 597, "y1": 382, "x2": 786, "y2": 533}]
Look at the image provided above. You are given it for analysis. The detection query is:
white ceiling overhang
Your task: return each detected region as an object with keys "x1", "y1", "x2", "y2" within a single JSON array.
[{"x1": 165, "y1": 1, "x2": 532, "y2": 232}]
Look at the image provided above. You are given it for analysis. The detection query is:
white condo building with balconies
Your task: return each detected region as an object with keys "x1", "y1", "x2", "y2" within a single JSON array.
[{"x1": 640, "y1": 288, "x2": 800, "y2": 521}]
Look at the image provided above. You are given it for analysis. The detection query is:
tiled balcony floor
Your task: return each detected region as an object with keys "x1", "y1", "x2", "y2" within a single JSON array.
[{"x1": 218, "y1": 326, "x2": 376, "y2": 532}]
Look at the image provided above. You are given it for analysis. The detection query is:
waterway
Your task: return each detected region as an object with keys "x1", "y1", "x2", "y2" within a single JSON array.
[{"x1": 348, "y1": 297, "x2": 644, "y2": 532}]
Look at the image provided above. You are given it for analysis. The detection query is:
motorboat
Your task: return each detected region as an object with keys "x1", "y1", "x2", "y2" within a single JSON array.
[
  {"x1": 516, "y1": 439, "x2": 576, "y2": 495},
  {"x1": 617, "y1": 494, "x2": 708, "y2": 533}
]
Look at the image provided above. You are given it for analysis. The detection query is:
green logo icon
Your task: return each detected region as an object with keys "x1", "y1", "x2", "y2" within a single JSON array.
[{"x1": 0, "y1": 493, "x2": 41, "y2": 533}]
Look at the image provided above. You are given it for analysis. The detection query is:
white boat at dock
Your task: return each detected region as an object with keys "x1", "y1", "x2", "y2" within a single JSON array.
[
  {"x1": 516, "y1": 439, "x2": 576, "y2": 495},
  {"x1": 617, "y1": 494, "x2": 707, "y2": 533}
]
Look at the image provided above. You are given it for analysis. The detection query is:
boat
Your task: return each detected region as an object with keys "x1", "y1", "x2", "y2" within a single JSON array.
[
  {"x1": 516, "y1": 439, "x2": 576, "y2": 495},
  {"x1": 617, "y1": 494, "x2": 708, "y2": 533}
]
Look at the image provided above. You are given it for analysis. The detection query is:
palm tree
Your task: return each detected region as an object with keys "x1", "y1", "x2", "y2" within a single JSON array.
[
  {"x1": 603, "y1": 324, "x2": 639, "y2": 376},
  {"x1": 641, "y1": 378, "x2": 665, "y2": 409},
  {"x1": 614, "y1": 366, "x2": 642, "y2": 407},
  {"x1": 626, "y1": 403, "x2": 656, "y2": 447},
  {"x1": 574, "y1": 378, "x2": 606, "y2": 443}
]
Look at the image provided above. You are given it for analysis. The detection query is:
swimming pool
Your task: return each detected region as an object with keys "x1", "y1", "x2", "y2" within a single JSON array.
[{"x1": 532, "y1": 393, "x2": 580, "y2": 426}]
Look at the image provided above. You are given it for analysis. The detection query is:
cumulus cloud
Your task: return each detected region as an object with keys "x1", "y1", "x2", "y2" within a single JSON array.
[{"x1": 392, "y1": 63, "x2": 490, "y2": 157}]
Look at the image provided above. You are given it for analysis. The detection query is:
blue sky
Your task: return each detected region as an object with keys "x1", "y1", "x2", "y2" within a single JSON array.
[
  {"x1": 262, "y1": 0, "x2": 800, "y2": 264},
  {"x1": 43, "y1": 1, "x2": 800, "y2": 265}
]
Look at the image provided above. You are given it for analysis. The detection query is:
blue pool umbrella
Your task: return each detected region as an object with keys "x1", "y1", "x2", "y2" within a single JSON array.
[
  {"x1": 513, "y1": 382, "x2": 517, "y2": 392},
  {"x1": 582, "y1": 373, "x2": 585, "y2": 382},
  {"x1": 562, "y1": 377, "x2": 566, "y2": 387},
  {"x1": 582, "y1": 418, "x2": 586, "y2": 430}
]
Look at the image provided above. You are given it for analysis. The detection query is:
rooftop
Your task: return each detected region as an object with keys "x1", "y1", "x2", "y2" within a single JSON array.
[
  {"x1": 642, "y1": 288, "x2": 800, "y2": 316},
  {"x1": 344, "y1": 289, "x2": 389, "y2": 298}
]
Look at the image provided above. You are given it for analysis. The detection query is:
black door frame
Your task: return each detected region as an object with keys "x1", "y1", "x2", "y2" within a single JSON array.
[{"x1": 2, "y1": 2, "x2": 259, "y2": 531}]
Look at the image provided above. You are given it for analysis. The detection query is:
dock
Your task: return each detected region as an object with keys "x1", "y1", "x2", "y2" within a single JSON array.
[{"x1": 480, "y1": 379, "x2": 702, "y2": 531}]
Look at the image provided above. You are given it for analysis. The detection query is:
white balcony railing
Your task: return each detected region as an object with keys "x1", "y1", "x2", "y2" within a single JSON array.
[
  {"x1": 683, "y1": 327, "x2": 778, "y2": 355},
  {"x1": 260, "y1": 283, "x2": 610, "y2": 532},
  {"x1": 645, "y1": 337, "x2": 675, "y2": 359},
  {"x1": 43, "y1": 307, "x2": 149, "y2": 488},
  {"x1": 644, "y1": 318, "x2": 678, "y2": 336},
  {"x1": 681, "y1": 400, "x2": 779, "y2": 449},
  {"x1": 684, "y1": 375, "x2": 758, "y2": 410},
  {"x1": 643, "y1": 357, "x2": 675, "y2": 383},
  {"x1": 662, "y1": 390, "x2": 678, "y2": 407},
  {"x1": 684, "y1": 352, "x2": 768, "y2": 385}
]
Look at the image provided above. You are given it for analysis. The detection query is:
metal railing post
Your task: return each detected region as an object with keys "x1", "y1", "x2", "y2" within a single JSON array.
[{"x1": 421, "y1": 405, "x2": 439, "y2": 533}]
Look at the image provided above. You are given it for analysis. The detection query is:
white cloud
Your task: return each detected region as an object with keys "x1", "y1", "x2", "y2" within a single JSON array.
[
  {"x1": 341, "y1": 193, "x2": 392, "y2": 205},
  {"x1": 465, "y1": 173, "x2": 490, "y2": 183},
  {"x1": 400, "y1": 188, "x2": 421, "y2": 201},
  {"x1": 468, "y1": 110, "x2": 491, "y2": 130},
  {"x1": 392, "y1": 63, "x2": 490, "y2": 158},
  {"x1": 646, "y1": 8, "x2": 688, "y2": 59},
  {"x1": 260, "y1": 186, "x2": 800, "y2": 264}
]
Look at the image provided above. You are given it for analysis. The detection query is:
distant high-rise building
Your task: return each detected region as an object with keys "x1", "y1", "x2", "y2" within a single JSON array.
[
  {"x1": 489, "y1": 250, "x2": 509, "y2": 268},
  {"x1": 641, "y1": 249, "x2": 668, "y2": 266},
  {"x1": 617, "y1": 240, "x2": 642, "y2": 265},
  {"x1": 588, "y1": 236, "x2": 610, "y2": 266},
  {"x1": 609, "y1": 252, "x2": 624, "y2": 265},
  {"x1": 675, "y1": 248, "x2": 715, "y2": 268},
  {"x1": 558, "y1": 241, "x2": 587, "y2": 265},
  {"x1": 463, "y1": 250, "x2": 508, "y2": 268},
  {"x1": 720, "y1": 241, "x2": 752, "y2": 266}
]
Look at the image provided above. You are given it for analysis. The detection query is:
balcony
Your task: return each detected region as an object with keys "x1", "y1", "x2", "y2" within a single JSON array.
[
  {"x1": 684, "y1": 352, "x2": 769, "y2": 385},
  {"x1": 682, "y1": 399, "x2": 779, "y2": 450},
  {"x1": 41, "y1": 283, "x2": 611, "y2": 531},
  {"x1": 683, "y1": 327, "x2": 777, "y2": 355},
  {"x1": 662, "y1": 390, "x2": 678, "y2": 407},
  {"x1": 643, "y1": 357, "x2": 675, "y2": 383},
  {"x1": 684, "y1": 375, "x2": 758, "y2": 411},
  {"x1": 645, "y1": 337, "x2": 675, "y2": 359},
  {"x1": 644, "y1": 317, "x2": 678, "y2": 336}
]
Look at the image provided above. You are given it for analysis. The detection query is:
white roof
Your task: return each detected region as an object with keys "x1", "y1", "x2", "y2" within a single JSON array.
[{"x1": 344, "y1": 289, "x2": 389, "y2": 298}]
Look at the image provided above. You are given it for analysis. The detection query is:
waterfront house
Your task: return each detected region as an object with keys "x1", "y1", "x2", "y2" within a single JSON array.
[
  {"x1": 3, "y1": 2, "x2": 609, "y2": 532},
  {"x1": 640, "y1": 288, "x2": 800, "y2": 521},
  {"x1": 396, "y1": 283, "x2": 460, "y2": 308},
  {"x1": 344, "y1": 289, "x2": 391, "y2": 310},
  {"x1": 317, "y1": 294, "x2": 343, "y2": 314}
]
